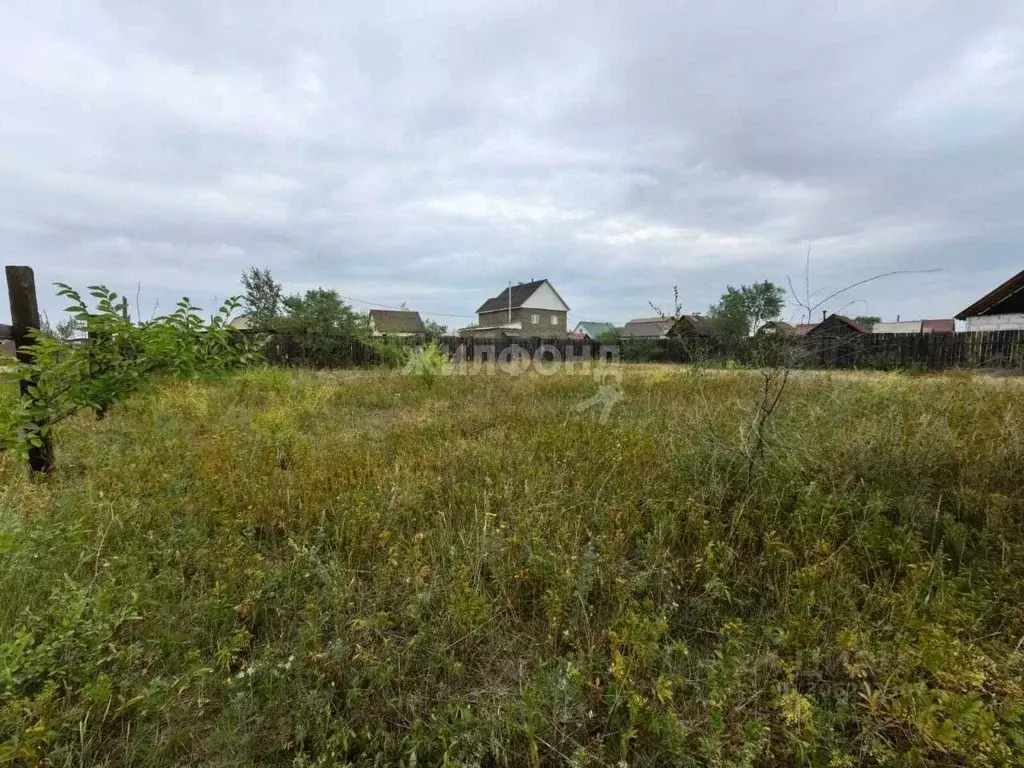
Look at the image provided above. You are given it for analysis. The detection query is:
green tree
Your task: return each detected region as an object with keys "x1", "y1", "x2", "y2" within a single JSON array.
[
  {"x1": 707, "y1": 281, "x2": 786, "y2": 337},
  {"x1": 279, "y1": 289, "x2": 367, "y2": 367},
  {"x1": 1, "y1": 285, "x2": 258, "y2": 470},
  {"x1": 423, "y1": 319, "x2": 449, "y2": 339},
  {"x1": 240, "y1": 267, "x2": 282, "y2": 328},
  {"x1": 854, "y1": 315, "x2": 881, "y2": 329}
]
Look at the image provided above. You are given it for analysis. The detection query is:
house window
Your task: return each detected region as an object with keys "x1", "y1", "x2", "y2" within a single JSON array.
[
  {"x1": 550, "y1": 315, "x2": 558, "y2": 325},
  {"x1": 531, "y1": 314, "x2": 539, "y2": 324}
]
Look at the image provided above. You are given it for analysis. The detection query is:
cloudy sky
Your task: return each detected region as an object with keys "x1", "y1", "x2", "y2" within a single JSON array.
[{"x1": 2, "y1": 1, "x2": 1022, "y2": 329}]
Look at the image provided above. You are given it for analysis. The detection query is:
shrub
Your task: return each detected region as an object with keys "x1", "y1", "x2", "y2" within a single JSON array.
[{"x1": 0, "y1": 284, "x2": 260, "y2": 463}]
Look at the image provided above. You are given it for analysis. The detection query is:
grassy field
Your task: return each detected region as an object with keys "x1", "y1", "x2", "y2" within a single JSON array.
[{"x1": 2, "y1": 365, "x2": 1024, "y2": 767}]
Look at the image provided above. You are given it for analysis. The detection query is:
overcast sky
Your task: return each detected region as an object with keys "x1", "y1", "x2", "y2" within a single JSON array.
[{"x1": 2, "y1": 1, "x2": 1022, "y2": 328}]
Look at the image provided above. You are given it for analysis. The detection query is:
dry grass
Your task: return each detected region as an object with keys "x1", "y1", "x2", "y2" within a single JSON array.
[{"x1": 2, "y1": 365, "x2": 1023, "y2": 766}]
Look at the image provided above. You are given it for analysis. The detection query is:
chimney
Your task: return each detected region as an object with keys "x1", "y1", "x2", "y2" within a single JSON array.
[
  {"x1": 822, "y1": 310, "x2": 826, "y2": 322},
  {"x1": 896, "y1": 314, "x2": 900, "y2": 322}
]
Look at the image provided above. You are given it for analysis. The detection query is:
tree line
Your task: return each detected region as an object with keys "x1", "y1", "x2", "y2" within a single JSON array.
[
  {"x1": 610, "y1": 280, "x2": 882, "y2": 343},
  {"x1": 239, "y1": 267, "x2": 448, "y2": 366}
]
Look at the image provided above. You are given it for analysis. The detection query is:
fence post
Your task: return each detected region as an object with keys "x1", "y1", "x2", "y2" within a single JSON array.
[{"x1": 5, "y1": 266, "x2": 54, "y2": 473}]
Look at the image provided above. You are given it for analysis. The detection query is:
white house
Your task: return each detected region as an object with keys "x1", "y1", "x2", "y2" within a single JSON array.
[{"x1": 956, "y1": 270, "x2": 1024, "y2": 331}]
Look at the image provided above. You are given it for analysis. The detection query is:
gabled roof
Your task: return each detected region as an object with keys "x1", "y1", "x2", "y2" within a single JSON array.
[
  {"x1": 805, "y1": 315, "x2": 870, "y2": 335},
  {"x1": 671, "y1": 314, "x2": 718, "y2": 337},
  {"x1": 574, "y1": 321, "x2": 616, "y2": 337},
  {"x1": 619, "y1": 316, "x2": 674, "y2": 338},
  {"x1": 369, "y1": 309, "x2": 426, "y2": 334},
  {"x1": 757, "y1": 321, "x2": 795, "y2": 335},
  {"x1": 477, "y1": 279, "x2": 568, "y2": 314},
  {"x1": 793, "y1": 323, "x2": 816, "y2": 336},
  {"x1": 955, "y1": 269, "x2": 1024, "y2": 319}
]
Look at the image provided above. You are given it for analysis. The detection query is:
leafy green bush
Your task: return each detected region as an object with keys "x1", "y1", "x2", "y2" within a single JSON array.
[
  {"x1": 368, "y1": 337, "x2": 411, "y2": 369},
  {"x1": 620, "y1": 339, "x2": 666, "y2": 363},
  {"x1": 403, "y1": 340, "x2": 447, "y2": 386},
  {"x1": 0, "y1": 284, "x2": 260, "y2": 462}
]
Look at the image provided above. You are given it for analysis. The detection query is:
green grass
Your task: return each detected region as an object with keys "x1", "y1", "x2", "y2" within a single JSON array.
[{"x1": 2, "y1": 366, "x2": 1024, "y2": 766}]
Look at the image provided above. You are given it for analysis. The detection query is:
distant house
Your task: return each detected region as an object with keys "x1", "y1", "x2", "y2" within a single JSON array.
[
  {"x1": 873, "y1": 320, "x2": 925, "y2": 335},
  {"x1": 955, "y1": 269, "x2": 1024, "y2": 331},
  {"x1": 458, "y1": 279, "x2": 570, "y2": 339},
  {"x1": 756, "y1": 321, "x2": 796, "y2": 337},
  {"x1": 793, "y1": 323, "x2": 817, "y2": 336},
  {"x1": 873, "y1": 319, "x2": 956, "y2": 334},
  {"x1": 619, "y1": 317, "x2": 674, "y2": 339},
  {"x1": 620, "y1": 314, "x2": 717, "y2": 339},
  {"x1": 805, "y1": 315, "x2": 870, "y2": 336},
  {"x1": 229, "y1": 315, "x2": 253, "y2": 330},
  {"x1": 572, "y1": 321, "x2": 616, "y2": 340},
  {"x1": 670, "y1": 314, "x2": 718, "y2": 338},
  {"x1": 368, "y1": 309, "x2": 426, "y2": 337}
]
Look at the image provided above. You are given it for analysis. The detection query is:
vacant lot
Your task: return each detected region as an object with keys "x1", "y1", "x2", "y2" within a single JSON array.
[{"x1": 2, "y1": 366, "x2": 1023, "y2": 766}]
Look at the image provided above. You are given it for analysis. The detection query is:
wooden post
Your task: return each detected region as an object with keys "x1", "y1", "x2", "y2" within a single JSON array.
[{"x1": 6, "y1": 266, "x2": 54, "y2": 473}]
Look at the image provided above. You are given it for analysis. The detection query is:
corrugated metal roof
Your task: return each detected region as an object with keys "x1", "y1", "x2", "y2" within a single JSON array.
[{"x1": 574, "y1": 321, "x2": 616, "y2": 338}]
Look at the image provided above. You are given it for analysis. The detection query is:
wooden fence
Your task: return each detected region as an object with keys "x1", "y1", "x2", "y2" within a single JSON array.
[
  {"x1": 261, "y1": 331, "x2": 1024, "y2": 372},
  {"x1": 783, "y1": 330, "x2": 1024, "y2": 370}
]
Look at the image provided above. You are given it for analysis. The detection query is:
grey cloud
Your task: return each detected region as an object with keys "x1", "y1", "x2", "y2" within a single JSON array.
[{"x1": 1, "y1": 0, "x2": 1022, "y2": 329}]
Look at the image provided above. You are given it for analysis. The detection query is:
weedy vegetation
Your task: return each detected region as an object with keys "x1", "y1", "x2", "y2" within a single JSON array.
[
  {"x1": 1, "y1": 360, "x2": 1024, "y2": 766},
  {"x1": 0, "y1": 285, "x2": 260, "y2": 468}
]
